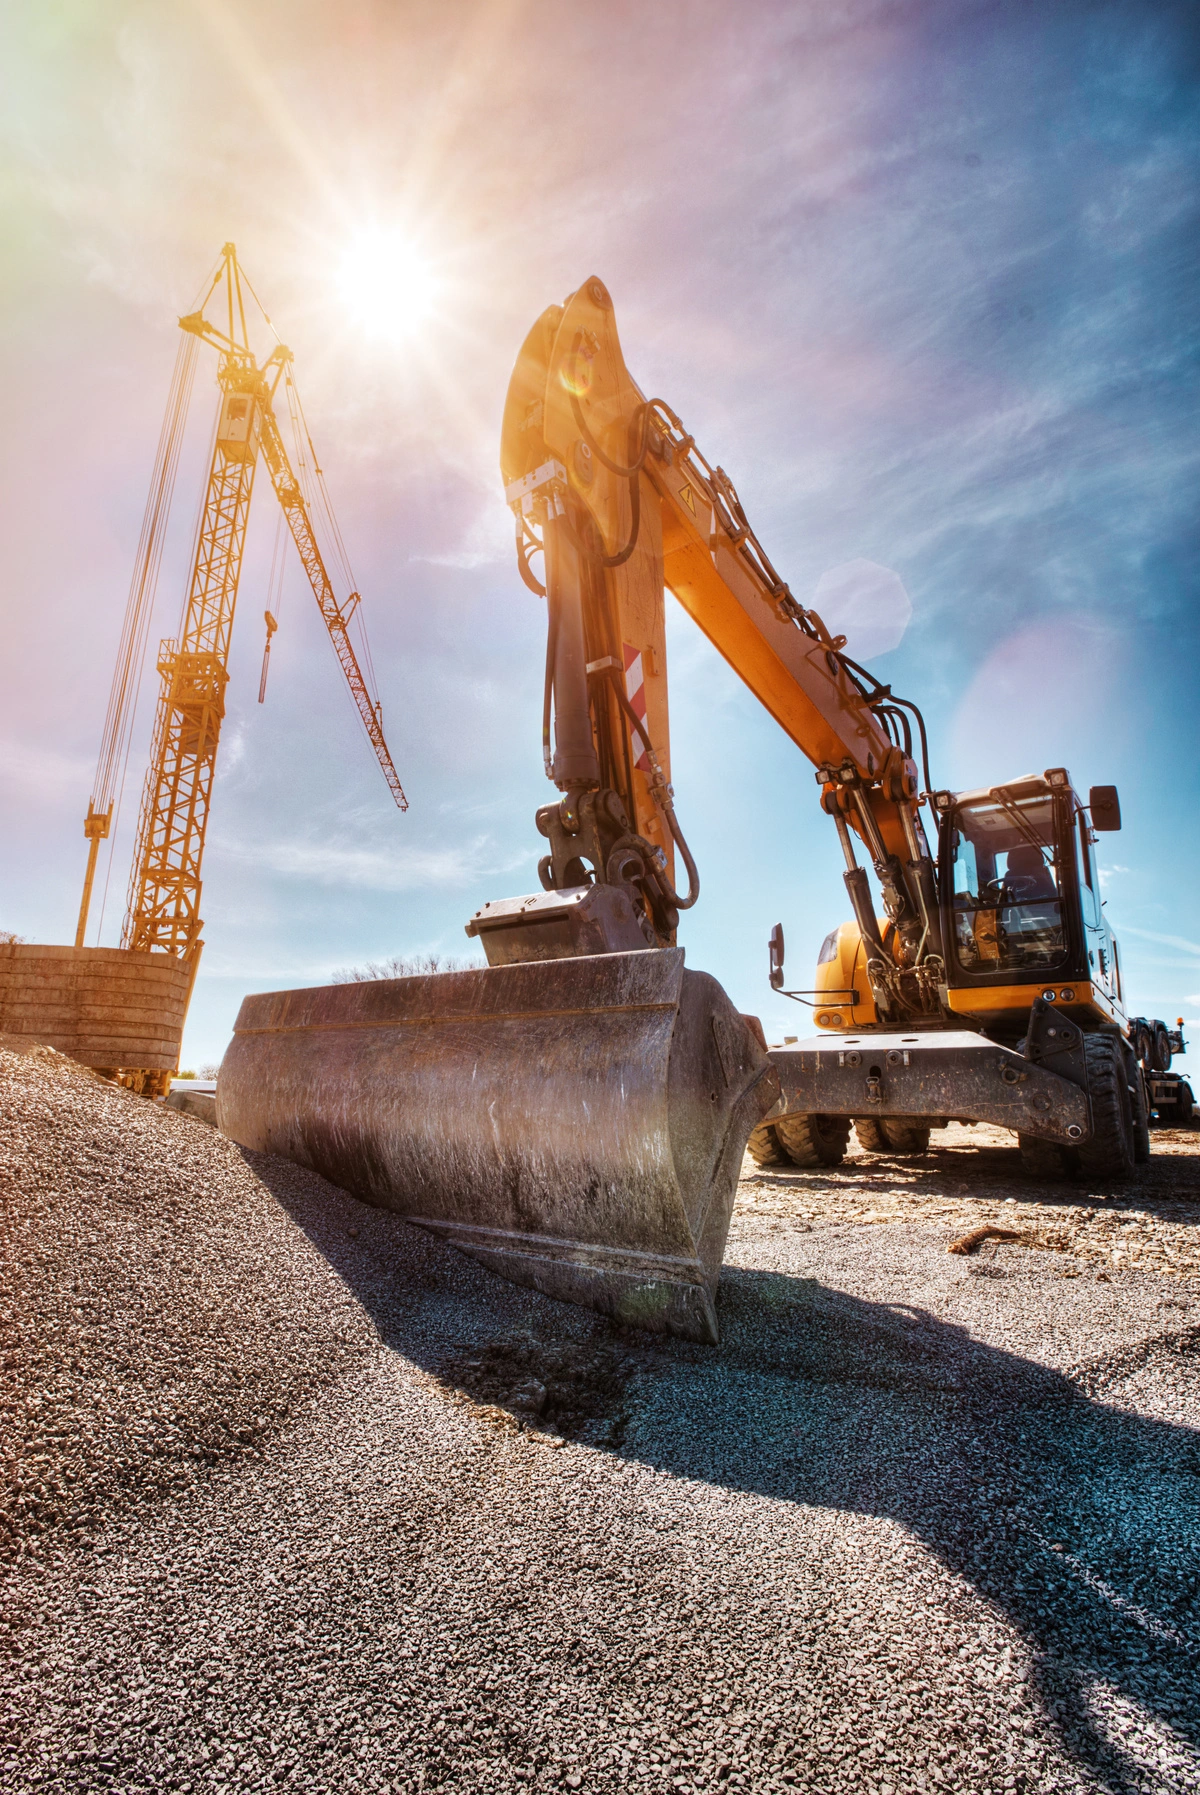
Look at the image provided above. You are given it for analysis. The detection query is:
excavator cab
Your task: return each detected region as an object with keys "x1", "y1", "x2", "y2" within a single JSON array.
[
  {"x1": 934, "y1": 769, "x2": 1125, "y2": 1037},
  {"x1": 805, "y1": 769, "x2": 1126, "y2": 1038},
  {"x1": 773, "y1": 769, "x2": 1141, "y2": 1180}
]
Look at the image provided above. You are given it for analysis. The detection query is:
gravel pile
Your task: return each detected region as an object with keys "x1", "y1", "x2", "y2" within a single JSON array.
[
  {"x1": 2, "y1": 1050, "x2": 1198, "y2": 1794},
  {"x1": 0, "y1": 1044, "x2": 377, "y2": 1562}
]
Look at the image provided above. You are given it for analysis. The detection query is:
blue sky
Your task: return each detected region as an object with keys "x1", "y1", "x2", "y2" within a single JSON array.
[{"x1": 1, "y1": 0, "x2": 1197, "y2": 1071}]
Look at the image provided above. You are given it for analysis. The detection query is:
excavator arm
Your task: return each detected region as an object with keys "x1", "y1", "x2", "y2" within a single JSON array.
[{"x1": 499, "y1": 278, "x2": 944, "y2": 1020}]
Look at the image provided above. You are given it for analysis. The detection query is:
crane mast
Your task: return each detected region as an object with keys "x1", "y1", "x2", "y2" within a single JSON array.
[{"x1": 121, "y1": 330, "x2": 263, "y2": 958}]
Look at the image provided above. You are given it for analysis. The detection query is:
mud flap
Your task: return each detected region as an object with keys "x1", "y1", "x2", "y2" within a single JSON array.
[{"x1": 218, "y1": 949, "x2": 780, "y2": 1343}]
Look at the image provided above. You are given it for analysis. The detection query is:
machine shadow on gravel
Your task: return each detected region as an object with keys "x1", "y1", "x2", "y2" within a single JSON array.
[{"x1": 254, "y1": 1151, "x2": 1200, "y2": 1795}]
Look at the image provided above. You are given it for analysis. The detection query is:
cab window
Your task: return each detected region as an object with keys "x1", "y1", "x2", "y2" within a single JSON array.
[
  {"x1": 817, "y1": 928, "x2": 840, "y2": 965},
  {"x1": 1076, "y1": 809, "x2": 1101, "y2": 927},
  {"x1": 948, "y1": 796, "x2": 1067, "y2": 974},
  {"x1": 1078, "y1": 812, "x2": 1093, "y2": 889}
]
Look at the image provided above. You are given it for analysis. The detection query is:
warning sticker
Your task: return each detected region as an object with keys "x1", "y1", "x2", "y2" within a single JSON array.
[
  {"x1": 623, "y1": 643, "x2": 651, "y2": 771},
  {"x1": 678, "y1": 484, "x2": 695, "y2": 514}
]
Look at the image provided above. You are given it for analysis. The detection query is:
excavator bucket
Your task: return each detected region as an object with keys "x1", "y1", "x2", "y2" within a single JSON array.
[{"x1": 218, "y1": 949, "x2": 779, "y2": 1343}]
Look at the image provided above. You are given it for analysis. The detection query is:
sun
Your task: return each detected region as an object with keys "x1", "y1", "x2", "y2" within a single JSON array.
[{"x1": 335, "y1": 227, "x2": 442, "y2": 342}]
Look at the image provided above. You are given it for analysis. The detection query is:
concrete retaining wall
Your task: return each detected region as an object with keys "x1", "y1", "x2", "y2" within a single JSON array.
[{"x1": 0, "y1": 944, "x2": 191, "y2": 1072}]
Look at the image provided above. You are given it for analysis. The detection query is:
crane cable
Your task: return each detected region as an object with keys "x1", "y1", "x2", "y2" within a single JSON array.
[
  {"x1": 89, "y1": 332, "x2": 197, "y2": 816},
  {"x1": 282, "y1": 368, "x2": 384, "y2": 707},
  {"x1": 88, "y1": 329, "x2": 199, "y2": 942},
  {"x1": 240, "y1": 260, "x2": 387, "y2": 720}
]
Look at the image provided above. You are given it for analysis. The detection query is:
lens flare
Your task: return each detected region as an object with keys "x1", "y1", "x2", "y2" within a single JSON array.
[
  {"x1": 335, "y1": 227, "x2": 441, "y2": 342},
  {"x1": 558, "y1": 349, "x2": 594, "y2": 397}
]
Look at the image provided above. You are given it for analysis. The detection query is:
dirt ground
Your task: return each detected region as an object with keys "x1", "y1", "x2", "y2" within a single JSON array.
[
  {"x1": 3, "y1": 1052, "x2": 1198, "y2": 1795},
  {"x1": 738, "y1": 1120, "x2": 1200, "y2": 1287}
]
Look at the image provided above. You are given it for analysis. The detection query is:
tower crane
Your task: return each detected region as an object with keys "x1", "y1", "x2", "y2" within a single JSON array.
[{"x1": 75, "y1": 245, "x2": 405, "y2": 1093}]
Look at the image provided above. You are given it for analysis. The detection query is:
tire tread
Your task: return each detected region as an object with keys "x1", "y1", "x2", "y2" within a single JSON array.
[
  {"x1": 1076, "y1": 1032, "x2": 1136, "y2": 1182},
  {"x1": 775, "y1": 1113, "x2": 851, "y2": 1168}
]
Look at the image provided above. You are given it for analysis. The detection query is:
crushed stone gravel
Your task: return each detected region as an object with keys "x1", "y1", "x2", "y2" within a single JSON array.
[
  {"x1": 1, "y1": 1049, "x2": 1197, "y2": 1794},
  {"x1": 740, "y1": 1122, "x2": 1200, "y2": 1287}
]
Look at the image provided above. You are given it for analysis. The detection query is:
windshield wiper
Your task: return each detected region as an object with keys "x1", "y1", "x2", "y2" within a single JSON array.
[{"x1": 989, "y1": 784, "x2": 1054, "y2": 855}]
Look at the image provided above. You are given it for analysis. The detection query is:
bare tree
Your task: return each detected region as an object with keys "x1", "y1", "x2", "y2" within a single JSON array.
[{"x1": 332, "y1": 952, "x2": 483, "y2": 984}]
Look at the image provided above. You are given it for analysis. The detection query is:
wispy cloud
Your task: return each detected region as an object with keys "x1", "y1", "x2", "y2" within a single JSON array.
[
  {"x1": 0, "y1": 736, "x2": 93, "y2": 802},
  {"x1": 412, "y1": 548, "x2": 504, "y2": 571},
  {"x1": 1119, "y1": 925, "x2": 1200, "y2": 958},
  {"x1": 216, "y1": 831, "x2": 530, "y2": 893},
  {"x1": 408, "y1": 495, "x2": 511, "y2": 572}
]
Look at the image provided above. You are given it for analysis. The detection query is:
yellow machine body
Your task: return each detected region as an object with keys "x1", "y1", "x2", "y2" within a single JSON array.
[{"x1": 223, "y1": 280, "x2": 1149, "y2": 1345}]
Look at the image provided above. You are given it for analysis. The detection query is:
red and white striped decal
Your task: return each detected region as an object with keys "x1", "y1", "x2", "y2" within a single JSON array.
[{"x1": 623, "y1": 642, "x2": 650, "y2": 771}]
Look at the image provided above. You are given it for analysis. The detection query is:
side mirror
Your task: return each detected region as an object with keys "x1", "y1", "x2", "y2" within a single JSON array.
[
  {"x1": 769, "y1": 922, "x2": 785, "y2": 991},
  {"x1": 1089, "y1": 785, "x2": 1121, "y2": 832}
]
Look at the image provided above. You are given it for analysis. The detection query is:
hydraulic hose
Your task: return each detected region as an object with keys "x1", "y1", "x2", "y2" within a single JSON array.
[
  {"x1": 555, "y1": 383, "x2": 658, "y2": 569},
  {"x1": 515, "y1": 518, "x2": 546, "y2": 597},
  {"x1": 600, "y1": 666, "x2": 699, "y2": 910},
  {"x1": 660, "y1": 803, "x2": 701, "y2": 912},
  {"x1": 568, "y1": 393, "x2": 654, "y2": 479},
  {"x1": 557, "y1": 477, "x2": 642, "y2": 569},
  {"x1": 541, "y1": 591, "x2": 559, "y2": 779}
]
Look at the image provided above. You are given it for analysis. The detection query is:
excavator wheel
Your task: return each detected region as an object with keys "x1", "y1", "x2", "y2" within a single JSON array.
[
  {"x1": 1152, "y1": 1022, "x2": 1172, "y2": 1073},
  {"x1": 746, "y1": 1122, "x2": 789, "y2": 1167},
  {"x1": 1135, "y1": 1026, "x2": 1154, "y2": 1072},
  {"x1": 853, "y1": 1117, "x2": 931, "y2": 1156},
  {"x1": 1017, "y1": 1134, "x2": 1080, "y2": 1181},
  {"x1": 1075, "y1": 1033, "x2": 1136, "y2": 1182},
  {"x1": 1177, "y1": 1082, "x2": 1196, "y2": 1124},
  {"x1": 773, "y1": 1113, "x2": 851, "y2": 1168}
]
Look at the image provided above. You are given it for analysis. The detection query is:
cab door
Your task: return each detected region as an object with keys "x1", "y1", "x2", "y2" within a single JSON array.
[{"x1": 1075, "y1": 806, "x2": 1116, "y2": 1000}]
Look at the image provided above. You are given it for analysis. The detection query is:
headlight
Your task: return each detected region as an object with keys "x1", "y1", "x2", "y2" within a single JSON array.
[
  {"x1": 1042, "y1": 989, "x2": 1057, "y2": 1002},
  {"x1": 1059, "y1": 986, "x2": 1075, "y2": 1001}
]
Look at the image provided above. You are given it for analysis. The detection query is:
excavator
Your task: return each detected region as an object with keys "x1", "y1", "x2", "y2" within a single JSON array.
[{"x1": 220, "y1": 277, "x2": 1149, "y2": 1343}]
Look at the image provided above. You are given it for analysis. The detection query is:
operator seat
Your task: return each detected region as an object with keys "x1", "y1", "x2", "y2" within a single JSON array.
[{"x1": 1005, "y1": 843, "x2": 1056, "y2": 901}]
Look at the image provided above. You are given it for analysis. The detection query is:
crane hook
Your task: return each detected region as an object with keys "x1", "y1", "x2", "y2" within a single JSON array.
[{"x1": 257, "y1": 610, "x2": 278, "y2": 704}]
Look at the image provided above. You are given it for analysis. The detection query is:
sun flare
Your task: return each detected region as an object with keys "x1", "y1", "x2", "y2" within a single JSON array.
[{"x1": 335, "y1": 227, "x2": 441, "y2": 342}]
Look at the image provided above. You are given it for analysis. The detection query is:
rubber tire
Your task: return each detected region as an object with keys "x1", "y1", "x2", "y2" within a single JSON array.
[
  {"x1": 1018, "y1": 1135, "x2": 1079, "y2": 1181},
  {"x1": 1135, "y1": 1027, "x2": 1154, "y2": 1072},
  {"x1": 1153, "y1": 1023, "x2": 1172, "y2": 1073},
  {"x1": 853, "y1": 1117, "x2": 932, "y2": 1156},
  {"x1": 746, "y1": 1122, "x2": 789, "y2": 1167},
  {"x1": 1177, "y1": 1082, "x2": 1195, "y2": 1124},
  {"x1": 1076, "y1": 1032, "x2": 1136, "y2": 1182},
  {"x1": 774, "y1": 1113, "x2": 851, "y2": 1168},
  {"x1": 853, "y1": 1117, "x2": 891, "y2": 1154},
  {"x1": 1132, "y1": 1067, "x2": 1151, "y2": 1166}
]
